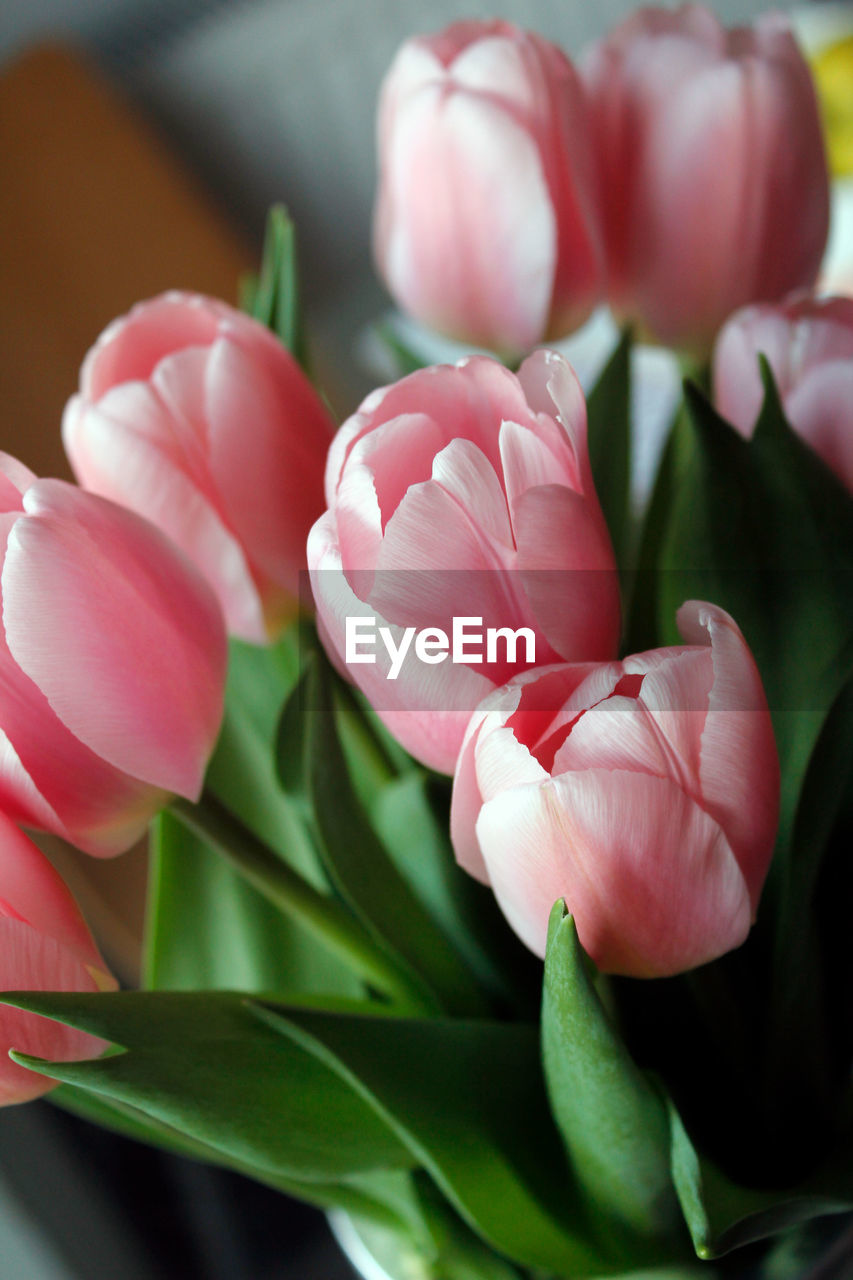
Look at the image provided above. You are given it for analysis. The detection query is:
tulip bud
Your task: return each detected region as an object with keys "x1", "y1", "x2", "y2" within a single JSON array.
[
  {"x1": 582, "y1": 5, "x2": 829, "y2": 354},
  {"x1": 308, "y1": 351, "x2": 620, "y2": 774},
  {"x1": 713, "y1": 294, "x2": 853, "y2": 492},
  {"x1": 373, "y1": 20, "x2": 604, "y2": 355},
  {"x1": 451, "y1": 602, "x2": 779, "y2": 977},
  {"x1": 0, "y1": 813, "x2": 116, "y2": 1105},
  {"x1": 0, "y1": 453, "x2": 226, "y2": 857},
  {"x1": 63, "y1": 292, "x2": 334, "y2": 644}
]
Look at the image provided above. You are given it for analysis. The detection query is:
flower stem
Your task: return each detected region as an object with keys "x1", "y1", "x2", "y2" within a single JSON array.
[{"x1": 169, "y1": 791, "x2": 435, "y2": 1015}]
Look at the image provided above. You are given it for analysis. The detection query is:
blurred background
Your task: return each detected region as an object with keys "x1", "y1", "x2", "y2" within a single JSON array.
[{"x1": 0, "y1": 0, "x2": 850, "y2": 1275}]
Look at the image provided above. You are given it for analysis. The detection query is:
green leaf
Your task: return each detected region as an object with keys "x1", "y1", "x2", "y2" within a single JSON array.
[
  {"x1": 3, "y1": 990, "x2": 413, "y2": 1183},
  {"x1": 659, "y1": 370, "x2": 853, "y2": 829},
  {"x1": 248, "y1": 1001, "x2": 611, "y2": 1277},
  {"x1": 586, "y1": 328, "x2": 632, "y2": 574},
  {"x1": 335, "y1": 678, "x2": 411, "y2": 807},
  {"x1": 276, "y1": 651, "x2": 489, "y2": 1017},
  {"x1": 145, "y1": 811, "x2": 361, "y2": 997},
  {"x1": 623, "y1": 404, "x2": 692, "y2": 654},
  {"x1": 370, "y1": 772, "x2": 541, "y2": 1012},
  {"x1": 340, "y1": 1181, "x2": 525, "y2": 1280},
  {"x1": 656, "y1": 368, "x2": 853, "y2": 1140},
  {"x1": 50, "y1": 1083, "x2": 431, "y2": 1239},
  {"x1": 615, "y1": 368, "x2": 853, "y2": 1187},
  {"x1": 668, "y1": 1101, "x2": 853, "y2": 1260},
  {"x1": 242, "y1": 204, "x2": 306, "y2": 365},
  {"x1": 542, "y1": 906, "x2": 682, "y2": 1258},
  {"x1": 146, "y1": 630, "x2": 361, "y2": 999},
  {"x1": 206, "y1": 633, "x2": 320, "y2": 883},
  {"x1": 9, "y1": 990, "x2": 612, "y2": 1274}
]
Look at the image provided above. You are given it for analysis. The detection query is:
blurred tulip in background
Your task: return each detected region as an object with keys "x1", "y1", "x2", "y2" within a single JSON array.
[
  {"x1": 713, "y1": 294, "x2": 853, "y2": 491},
  {"x1": 582, "y1": 4, "x2": 829, "y2": 354},
  {"x1": 373, "y1": 20, "x2": 604, "y2": 356}
]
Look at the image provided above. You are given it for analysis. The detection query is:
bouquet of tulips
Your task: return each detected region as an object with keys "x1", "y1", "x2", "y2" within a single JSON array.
[{"x1": 2, "y1": 6, "x2": 852, "y2": 1278}]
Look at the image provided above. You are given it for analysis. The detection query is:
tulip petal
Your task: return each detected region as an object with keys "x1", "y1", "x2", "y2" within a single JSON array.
[
  {"x1": 0, "y1": 455, "x2": 36, "y2": 507},
  {"x1": 712, "y1": 305, "x2": 793, "y2": 433},
  {"x1": 0, "y1": 919, "x2": 111, "y2": 1105},
  {"x1": 80, "y1": 292, "x2": 223, "y2": 399},
  {"x1": 676, "y1": 601, "x2": 779, "y2": 905},
  {"x1": 514, "y1": 662, "x2": 617, "y2": 764},
  {"x1": 205, "y1": 336, "x2": 329, "y2": 592},
  {"x1": 373, "y1": 472, "x2": 517, "y2": 630},
  {"x1": 63, "y1": 396, "x2": 266, "y2": 643},
  {"x1": 0, "y1": 634, "x2": 169, "y2": 857},
  {"x1": 432, "y1": 437, "x2": 513, "y2": 551},
  {"x1": 516, "y1": 350, "x2": 587, "y2": 480},
  {"x1": 498, "y1": 419, "x2": 576, "y2": 510},
  {"x1": 380, "y1": 83, "x2": 555, "y2": 353},
  {"x1": 630, "y1": 648, "x2": 714, "y2": 796},
  {"x1": 4, "y1": 482, "x2": 225, "y2": 798},
  {"x1": 551, "y1": 694, "x2": 671, "y2": 779},
  {"x1": 0, "y1": 811, "x2": 106, "y2": 965},
  {"x1": 786, "y1": 361, "x2": 853, "y2": 492},
  {"x1": 450, "y1": 711, "x2": 492, "y2": 882},
  {"x1": 512, "y1": 484, "x2": 621, "y2": 662},
  {"x1": 309, "y1": 513, "x2": 489, "y2": 773},
  {"x1": 477, "y1": 769, "x2": 751, "y2": 975},
  {"x1": 345, "y1": 412, "x2": 445, "y2": 534}
]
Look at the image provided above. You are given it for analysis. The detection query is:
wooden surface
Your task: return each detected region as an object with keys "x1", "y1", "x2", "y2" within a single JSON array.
[
  {"x1": 0, "y1": 43, "x2": 253, "y2": 477},
  {"x1": 0, "y1": 45, "x2": 254, "y2": 980}
]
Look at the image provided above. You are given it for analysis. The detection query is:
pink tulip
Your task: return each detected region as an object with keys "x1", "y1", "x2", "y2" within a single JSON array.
[
  {"x1": 451, "y1": 601, "x2": 779, "y2": 977},
  {"x1": 0, "y1": 812, "x2": 116, "y2": 1105},
  {"x1": 0, "y1": 453, "x2": 226, "y2": 858},
  {"x1": 582, "y1": 5, "x2": 829, "y2": 354},
  {"x1": 63, "y1": 291, "x2": 334, "y2": 643},
  {"x1": 373, "y1": 20, "x2": 604, "y2": 355},
  {"x1": 308, "y1": 351, "x2": 620, "y2": 774},
  {"x1": 713, "y1": 295, "x2": 853, "y2": 492}
]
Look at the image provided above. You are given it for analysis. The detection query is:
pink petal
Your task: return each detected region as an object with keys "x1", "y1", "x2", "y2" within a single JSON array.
[
  {"x1": 309, "y1": 512, "x2": 489, "y2": 773},
  {"x1": 373, "y1": 473, "x2": 516, "y2": 628},
  {"x1": 0, "y1": 919, "x2": 113, "y2": 1105},
  {"x1": 205, "y1": 335, "x2": 329, "y2": 594},
  {"x1": 451, "y1": 33, "x2": 544, "y2": 113},
  {"x1": 676, "y1": 601, "x2": 779, "y2": 905},
  {"x1": 632, "y1": 62, "x2": 762, "y2": 347},
  {"x1": 631, "y1": 647, "x2": 714, "y2": 797},
  {"x1": 4, "y1": 482, "x2": 225, "y2": 798},
  {"x1": 512, "y1": 484, "x2": 620, "y2": 661},
  {"x1": 516, "y1": 350, "x2": 587, "y2": 489},
  {"x1": 477, "y1": 769, "x2": 752, "y2": 975},
  {"x1": 432, "y1": 438, "x2": 513, "y2": 550},
  {"x1": 786, "y1": 361, "x2": 853, "y2": 492},
  {"x1": 498, "y1": 419, "x2": 576, "y2": 511},
  {"x1": 344, "y1": 412, "x2": 445, "y2": 534},
  {"x1": 516, "y1": 662, "x2": 619, "y2": 763},
  {"x1": 0, "y1": 640, "x2": 170, "y2": 858},
  {"x1": 81, "y1": 292, "x2": 224, "y2": 399},
  {"x1": 0, "y1": 455, "x2": 36, "y2": 508},
  {"x1": 63, "y1": 397, "x2": 266, "y2": 643},
  {"x1": 379, "y1": 84, "x2": 555, "y2": 353},
  {"x1": 552, "y1": 694, "x2": 672, "y2": 778},
  {"x1": 450, "y1": 711, "x2": 492, "y2": 882},
  {"x1": 0, "y1": 814, "x2": 107, "y2": 967},
  {"x1": 712, "y1": 305, "x2": 794, "y2": 434}
]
